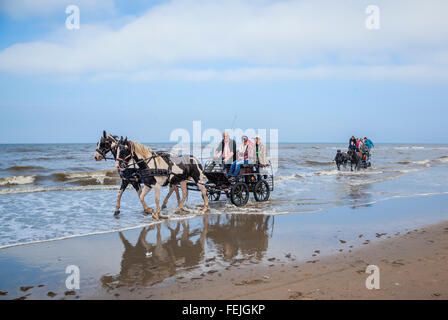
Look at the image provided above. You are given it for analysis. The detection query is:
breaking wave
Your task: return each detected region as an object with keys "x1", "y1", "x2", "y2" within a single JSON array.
[
  {"x1": 0, "y1": 175, "x2": 36, "y2": 186},
  {"x1": 304, "y1": 160, "x2": 334, "y2": 167},
  {"x1": 0, "y1": 185, "x2": 121, "y2": 195},
  {"x1": 51, "y1": 170, "x2": 119, "y2": 185},
  {"x1": 0, "y1": 165, "x2": 45, "y2": 172}
]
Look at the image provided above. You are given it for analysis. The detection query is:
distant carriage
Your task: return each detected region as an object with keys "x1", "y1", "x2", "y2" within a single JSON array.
[{"x1": 335, "y1": 149, "x2": 372, "y2": 171}]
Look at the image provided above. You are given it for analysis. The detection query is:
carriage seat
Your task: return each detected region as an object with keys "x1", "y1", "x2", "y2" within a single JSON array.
[{"x1": 240, "y1": 164, "x2": 258, "y2": 174}]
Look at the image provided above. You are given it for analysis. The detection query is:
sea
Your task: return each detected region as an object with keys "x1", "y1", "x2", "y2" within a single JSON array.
[{"x1": 1, "y1": 142, "x2": 448, "y2": 249}]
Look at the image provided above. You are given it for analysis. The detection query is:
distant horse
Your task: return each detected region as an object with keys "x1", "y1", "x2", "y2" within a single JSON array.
[
  {"x1": 115, "y1": 138, "x2": 209, "y2": 219},
  {"x1": 94, "y1": 131, "x2": 179, "y2": 216},
  {"x1": 334, "y1": 150, "x2": 348, "y2": 170},
  {"x1": 347, "y1": 149, "x2": 362, "y2": 171}
]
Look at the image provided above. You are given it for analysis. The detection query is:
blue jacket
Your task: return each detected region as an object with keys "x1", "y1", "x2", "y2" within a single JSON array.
[{"x1": 365, "y1": 139, "x2": 374, "y2": 149}]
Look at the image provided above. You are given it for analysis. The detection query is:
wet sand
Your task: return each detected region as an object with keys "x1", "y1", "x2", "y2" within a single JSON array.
[
  {"x1": 137, "y1": 221, "x2": 448, "y2": 300},
  {"x1": 1, "y1": 194, "x2": 448, "y2": 300}
]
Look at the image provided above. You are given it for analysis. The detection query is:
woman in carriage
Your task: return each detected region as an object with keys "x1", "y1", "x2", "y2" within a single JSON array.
[{"x1": 228, "y1": 136, "x2": 255, "y2": 177}]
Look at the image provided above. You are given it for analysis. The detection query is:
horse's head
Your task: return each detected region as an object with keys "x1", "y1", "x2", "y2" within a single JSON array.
[
  {"x1": 94, "y1": 130, "x2": 118, "y2": 161},
  {"x1": 115, "y1": 137, "x2": 133, "y2": 169}
]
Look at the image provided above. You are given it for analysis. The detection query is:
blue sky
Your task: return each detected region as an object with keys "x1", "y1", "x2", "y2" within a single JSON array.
[{"x1": 0, "y1": 0, "x2": 447, "y2": 143}]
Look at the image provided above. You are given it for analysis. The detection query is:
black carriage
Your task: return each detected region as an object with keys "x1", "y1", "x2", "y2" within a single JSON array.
[
  {"x1": 360, "y1": 151, "x2": 372, "y2": 169},
  {"x1": 187, "y1": 161, "x2": 274, "y2": 207}
]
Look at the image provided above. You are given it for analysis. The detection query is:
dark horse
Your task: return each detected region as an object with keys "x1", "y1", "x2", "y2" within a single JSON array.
[
  {"x1": 94, "y1": 131, "x2": 179, "y2": 216},
  {"x1": 115, "y1": 138, "x2": 209, "y2": 220},
  {"x1": 347, "y1": 149, "x2": 362, "y2": 171},
  {"x1": 334, "y1": 150, "x2": 348, "y2": 170}
]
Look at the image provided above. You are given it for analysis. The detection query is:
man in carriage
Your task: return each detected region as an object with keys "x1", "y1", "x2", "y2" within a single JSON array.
[
  {"x1": 254, "y1": 135, "x2": 268, "y2": 167},
  {"x1": 214, "y1": 132, "x2": 237, "y2": 168}
]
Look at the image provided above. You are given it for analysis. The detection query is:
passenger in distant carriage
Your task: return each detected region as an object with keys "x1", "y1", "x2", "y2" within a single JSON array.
[
  {"x1": 360, "y1": 142, "x2": 369, "y2": 160},
  {"x1": 228, "y1": 136, "x2": 255, "y2": 177},
  {"x1": 349, "y1": 136, "x2": 357, "y2": 149},
  {"x1": 348, "y1": 140, "x2": 357, "y2": 151},
  {"x1": 364, "y1": 137, "x2": 374, "y2": 150}
]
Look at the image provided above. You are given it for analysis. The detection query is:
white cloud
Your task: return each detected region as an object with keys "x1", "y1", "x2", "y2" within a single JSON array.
[{"x1": 0, "y1": 0, "x2": 447, "y2": 82}]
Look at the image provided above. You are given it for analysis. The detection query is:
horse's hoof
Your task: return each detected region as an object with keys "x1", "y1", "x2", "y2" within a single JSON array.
[
  {"x1": 144, "y1": 208, "x2": 154, "y2": 215},
  {"x1": 161, "y1": 204, "x2": 167, "y2": 210},
  {"x1": 152, "y1": 213, "x2": 160, "y2": 220},
  {"x1": 202, "y1": 208, "x2": 209, "y2": 214},
  {"x1": 114, "y1": 210, "x2": 120, "y2": 216}
]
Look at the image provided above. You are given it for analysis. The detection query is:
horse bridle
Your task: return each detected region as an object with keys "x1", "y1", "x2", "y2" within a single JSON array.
[
  {"x1": 116, "y1": 141, "x2": 135, "y2": 163},
  {"x1": 96, "y1": 139, "x2": 116, "y2": 161}
]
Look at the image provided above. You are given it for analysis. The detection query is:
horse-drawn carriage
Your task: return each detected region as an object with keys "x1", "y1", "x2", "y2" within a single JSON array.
[
  {"x1": 187, "y1": 160, "x2": 274, "y2": 207},
  {"x1": 335, "y1": 149, "x2": 372, "y2": 171}
]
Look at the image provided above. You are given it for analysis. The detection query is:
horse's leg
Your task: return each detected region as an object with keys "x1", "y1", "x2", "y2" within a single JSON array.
[
  {"x1": 174, "y1": 186, "x2": 181, "y2": 206},
  {"x1": 139, "y1": 185, "x2": 154, "y2": 216},
  {"x1": 115, "y1": 180, "x2": 129, "y2": 216},
  {"x1": 154, "y1": 184, "x2": 162, "y2": 220},
  {"x1": 177, "y1": 180, "x2": 188, "y2": 212},
  {"x1": 198, "y1": 183, "x2": 209, "y2": 213},
  {"x1": 162, "y1": 185, "x2": 175, "y2": 210},
  {"x1": 131, "y1": 181, "x2": 142, "y2": 197}
]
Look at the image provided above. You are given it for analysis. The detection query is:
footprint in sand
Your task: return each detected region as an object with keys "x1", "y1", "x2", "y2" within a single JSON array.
[
  {"x1": 288, "y1": 291, "x2": 303, "y2": 299},
  {"x1": 20, "y1": 286, "x2": 33, "y2": 292},
  {"x1": 235, "y1": 279, "x2": 266, "y2": 286}
]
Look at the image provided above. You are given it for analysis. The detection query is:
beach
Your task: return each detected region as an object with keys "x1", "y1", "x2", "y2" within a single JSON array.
[{"x1": 1, "y1": 193, "x2": 447, "y2": 300}]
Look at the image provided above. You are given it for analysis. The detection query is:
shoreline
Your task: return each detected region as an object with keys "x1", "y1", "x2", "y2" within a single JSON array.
[{"x1": 1, "y1": 194, "x2": 448, "y2": 300}]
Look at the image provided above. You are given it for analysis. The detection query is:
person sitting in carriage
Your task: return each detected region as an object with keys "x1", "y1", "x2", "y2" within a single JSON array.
[
  {"x1": 228, "y1": 136, "x2": 255, "y2": 177},
  {"x1": 349, "y1": 136, "x2": 357, "y2": 149},
  {"x1": 214, "y1": 132, "x2": 237, "y2": 168},
  {"x1": 348, "y1": 140, "x2": 357, "y2": 152},
  {"x1": 360, "y1": 142, "x2": 369, "y2": 160},
  {"x1": 254, "y1": 135, "x2": 268, "y2": 167},
  {"x1": 364, "y1": 137, "x2": 374, "y2": 150}
]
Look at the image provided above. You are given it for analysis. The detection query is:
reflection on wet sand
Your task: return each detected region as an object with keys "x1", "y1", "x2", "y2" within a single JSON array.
[
  {"x1": 101, "y1": 214, "x2": 273, "y2": 291},
  {"x1": 335, "y1": 175, "x2": 373, "y2": 208}
]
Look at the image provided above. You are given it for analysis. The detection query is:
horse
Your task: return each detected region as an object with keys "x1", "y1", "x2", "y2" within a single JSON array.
[
  {"x1": 115, "y1": 138, "x2": 209, "y2": 219},
  {"x1": 334, "y1": 150, "x2": 348, "y2": 170},
  {"x1": 347, "y1": 149, "x2": 362, "y2": 171},
  {"x1": 94, "y1": 131, "x2": 180, "y2": 216}
]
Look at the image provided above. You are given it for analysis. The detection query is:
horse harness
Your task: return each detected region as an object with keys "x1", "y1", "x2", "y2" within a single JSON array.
[{"x1": 118, "y1": 141, "x2": 174, "y2": 184}]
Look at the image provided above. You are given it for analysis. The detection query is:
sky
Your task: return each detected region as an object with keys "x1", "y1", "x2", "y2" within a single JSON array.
[{"x1": 0, "y1": 0, "x2": 447, "y2": 144}]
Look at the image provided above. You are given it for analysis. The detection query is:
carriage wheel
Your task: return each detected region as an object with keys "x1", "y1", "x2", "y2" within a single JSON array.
[
  {"x1": 254, "y1": 180, "x2": 270, "y2": 202},
  {"x1": 207, "y1": 191, "x2": 221, "y2": 202},
  {"x1": 230, "y1": 182, "x2": 249, "y2": 207}
]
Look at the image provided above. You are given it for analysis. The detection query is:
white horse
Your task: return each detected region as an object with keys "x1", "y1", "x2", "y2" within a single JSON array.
[
  {"x1": 115, "y1": 138, "x2": 209, "y2": 219},
  {"x1": 94, "y1": 131, "x2": 180, "y2": 216}
]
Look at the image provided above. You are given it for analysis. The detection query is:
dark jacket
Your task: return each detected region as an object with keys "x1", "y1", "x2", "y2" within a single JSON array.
[{"x1": 216, "y1": 139, "x2": 237, "y2": 163}]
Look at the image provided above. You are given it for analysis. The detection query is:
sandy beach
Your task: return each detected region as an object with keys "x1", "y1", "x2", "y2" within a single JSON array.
[
  {"x1": 1, "y1": 194, "x2": 447, "y2": 300},
  {"x1": 143, "y1": 221, "x2": 448, "y2": 300}
]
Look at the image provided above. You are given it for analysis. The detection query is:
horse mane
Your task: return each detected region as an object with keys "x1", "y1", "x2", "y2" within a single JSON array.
[
  {"x1": 132, "y1": 141, "x2": 153, "y2": 159},
  {"x1": 132, "y1": 141, "x2": 164, "y2": 167}
]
